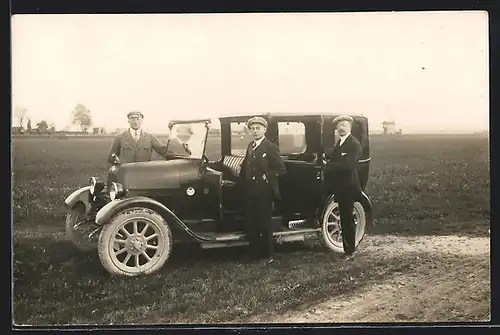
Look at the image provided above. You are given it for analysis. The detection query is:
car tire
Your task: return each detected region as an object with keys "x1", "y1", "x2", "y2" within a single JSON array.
[
  {"x1": 318, "y1": 199, "x2": 366, "y2": 253},
  {"x1": 98, "y1": 207, "x2": 173, "y2": 276},
  {"x1": 65, "y1": 202, "x2": 97, "y2": 252}
]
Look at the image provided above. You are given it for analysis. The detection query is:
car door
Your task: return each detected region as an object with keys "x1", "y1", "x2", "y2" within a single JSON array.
[{"x1": 273, "y1": 117, "x2": 325, "y2": 225}]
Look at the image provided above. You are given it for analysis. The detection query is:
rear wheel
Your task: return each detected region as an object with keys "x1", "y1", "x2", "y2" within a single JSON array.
[
  {"x1": 97, "y1": 207, "x2": 172, "y2": 276},
  {"x1": 65, "y1": 202, "x2": 97, "y2": 251},
  {"x1": 318, "y1": 199, "x2": 366, "y2": 253}
]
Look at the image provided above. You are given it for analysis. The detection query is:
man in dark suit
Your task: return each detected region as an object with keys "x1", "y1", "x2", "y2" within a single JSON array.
[
  {"x1": 324, "y1": 115, "x2": 362, "y2": 260},
  {"x1": 165, "y1": 124, "x2": 195, "y2": 157},
  {"x1": 108, "y1": 111, "x2": 170, "y2": 164},
  {"x1": 239, "y1": 116, "x2": 286, "y2": 261}
]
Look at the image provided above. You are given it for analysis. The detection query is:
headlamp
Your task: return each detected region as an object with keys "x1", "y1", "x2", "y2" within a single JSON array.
[
  {"x1": 109, "y1": 182, "x2": 126, "y2": 201},
  {"x1": 89, "y1": 177, "x2": 105, "y2": 195}
]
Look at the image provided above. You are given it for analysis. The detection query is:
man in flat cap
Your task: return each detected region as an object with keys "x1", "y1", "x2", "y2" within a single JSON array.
[
  {"x1": 108, "y1": 111, "x2": 170, "y2": 164},
  {"x1": 165, "y1": 123, "x2": 196, "y2": 157},
  {"x1": 239, "y1": 116, "x2": 286, "y2": 261},
  {"x1": 324, "y1": 115, "x2": 362, "y2": 260}
]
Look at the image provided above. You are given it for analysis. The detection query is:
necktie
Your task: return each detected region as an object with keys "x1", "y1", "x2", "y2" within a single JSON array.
[
  {"x1": 252, "y1": 141, "x2": 257, "y2": 150},
  {"x1": 183, "y1": 143, "x2": 191, "y2": 155},
  {"x1": 134, "y1": 130, "x2": 139, "y2": 141}
]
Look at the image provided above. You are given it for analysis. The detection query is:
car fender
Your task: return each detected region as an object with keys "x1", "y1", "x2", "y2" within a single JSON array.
[
  {"x1": 64, "y1": 186, "x2": 92, "y2": 215},
  {"x1": 358, "y1": 191, "x2": 374, "y2": 226},
  {"x1": 318, "y1": 191, "x2": 374, "y2": 226},
  {"x1": 94, "y1": 196, "x2": 215, "y2": 242}
]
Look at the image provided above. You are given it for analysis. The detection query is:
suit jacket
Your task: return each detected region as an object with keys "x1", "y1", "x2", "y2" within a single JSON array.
[
  {"x1": 108, "y1": 130, "x2": 169, "y2": 164},
  {"x1": 239, "y1": 137, "x2": 286, "y2": 200},
  {"x1": 166, "y1": 138, "x2": 193, "y2": 157},
  {"x1": 324, "y1": 134, "x2": 362, "y2": 199}
]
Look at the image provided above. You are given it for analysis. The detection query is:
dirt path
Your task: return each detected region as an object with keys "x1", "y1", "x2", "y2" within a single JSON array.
[{"x1": 251, "y1": 235, "x2": 491, "y2": 323}]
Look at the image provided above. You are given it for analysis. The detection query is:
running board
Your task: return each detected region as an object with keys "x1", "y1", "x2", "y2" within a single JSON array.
[
  {"x1": 200, "y1": 241, "x2": 249, "y2": 249},
  {"x1": 199, "y1": 228, "x2": 320, "y2": 249}
]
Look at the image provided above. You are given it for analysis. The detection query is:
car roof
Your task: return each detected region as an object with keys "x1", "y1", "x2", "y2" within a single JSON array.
[
  {"x1": 218, "y1": 111, "x2": 366, "y2": 119},
  {"x1": 169, "y1": 111, "x2": 367, "y2": 124}
]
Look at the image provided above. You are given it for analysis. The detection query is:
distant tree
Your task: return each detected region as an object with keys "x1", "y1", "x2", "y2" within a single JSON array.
[
  {"x1": 36, "y1": 120, "x2": 49, "y2": 132},
  {"x1": 71, "y1": 104, "x2": 93, "y2": 132},
  {"x1": 14, "y1": 106, "x2": 28, "y2": 130},
  {"x1": 49, "y1": 122, "x2": 56, "y2": 133},
  {"x1": 26, "y1": 118, "x2": 32, "y2": 133}
]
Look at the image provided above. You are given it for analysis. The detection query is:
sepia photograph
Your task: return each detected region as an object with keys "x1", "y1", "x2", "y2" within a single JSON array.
[{"x1": 11, "y1": 11, "x2": 490, "y2": 326}]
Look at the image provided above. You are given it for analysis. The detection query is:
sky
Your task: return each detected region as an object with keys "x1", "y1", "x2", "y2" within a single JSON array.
[{"x1": 11, "y1": 11, "x2": 489, "y2": 133}]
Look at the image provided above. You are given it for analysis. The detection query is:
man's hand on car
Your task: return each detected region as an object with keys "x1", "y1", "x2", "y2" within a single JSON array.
[{"x1": 110, "y1": 154, "x2": 121, "y2": 164}]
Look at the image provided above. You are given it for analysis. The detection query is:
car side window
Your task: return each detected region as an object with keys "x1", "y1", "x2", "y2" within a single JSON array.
[
  {"x1": 351, "y1": 118, "x2": 368, "y2": 151},
  {"x1": 206, "y1": 118, "x2": 222, "y2": 162},
  {"x1": 230, "y1": 122, "x2": 252, "y2": 156},
  {"x1": 277, "y1": 122, "x2": 307, "y2": 155}
]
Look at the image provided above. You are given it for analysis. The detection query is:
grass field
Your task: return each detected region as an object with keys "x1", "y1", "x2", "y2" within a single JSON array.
[{"x1": 12, "y1": 133, "x2": 490, "y2": 325}]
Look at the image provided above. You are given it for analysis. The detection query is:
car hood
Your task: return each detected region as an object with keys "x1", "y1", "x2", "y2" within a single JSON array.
[{"x1": 108, "y1": 159, "x2": 201, "y2": 191}]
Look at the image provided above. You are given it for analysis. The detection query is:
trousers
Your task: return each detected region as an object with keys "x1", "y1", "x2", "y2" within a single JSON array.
[
  {"x1": 336, "y1": 191, "x2": 357, "y2": 255},
  {"x1": 244, "y1": 180, "x2": 274, "y2": 258}
]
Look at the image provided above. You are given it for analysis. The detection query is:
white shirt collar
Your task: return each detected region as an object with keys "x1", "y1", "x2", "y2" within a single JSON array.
[
  {"x1": 339, "y1": 132, "x2": 351, "y2": 146},
  {"x1": 253, "y1": 136, "x2": 265, "y2": 148},
  {"x1": 129, "y1": 128, "x2": 142, "y2": 136}
]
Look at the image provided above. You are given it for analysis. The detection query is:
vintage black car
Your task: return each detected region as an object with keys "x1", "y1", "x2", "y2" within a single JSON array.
[{"x1": 64, "y1": 112, "x2": 373, "y2": 276}]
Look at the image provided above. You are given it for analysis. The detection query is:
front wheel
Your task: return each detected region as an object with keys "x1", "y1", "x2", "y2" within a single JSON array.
[
  {"x1": 318, "y1": 199, "x2": 366, "y2": 253},
  {"x1": 65, "y1": 202, "x2": 97, "y2": 251},
  {"x1": 97, "y1": 207, "x2": 173, "y2": 276}
]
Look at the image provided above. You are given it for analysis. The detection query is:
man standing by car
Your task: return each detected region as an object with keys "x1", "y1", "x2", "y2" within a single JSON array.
[
  {"x1": 166, "y1": 124, "x2": 195, "y2": 157},
  {"x1": 324, "y1": 115, "x2": 362, "y2": 260},
  {"x1": 108, "y1": 111, "x2": 170, "y2": 164},
  {"x1": 239, "y1": 116, "x2": 286, "y2": 261}
]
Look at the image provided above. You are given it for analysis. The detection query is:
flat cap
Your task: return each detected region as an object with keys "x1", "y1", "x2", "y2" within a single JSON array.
[
  {"x1": 127, "y1": 111, "x2": 144, "y2": 119},
  {"x1": 177, "y1": 123, "x2": 194, "y2": 134},
  {"x1": 332, "y1": 115, "x2": 353, "y2": 126},
  {"x1": 247, "y1": 116, "x2": 268, "y2": 128}
]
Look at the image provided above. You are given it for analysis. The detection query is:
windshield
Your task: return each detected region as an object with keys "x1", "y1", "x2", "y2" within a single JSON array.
[{"x1": 166, "y1": 122, "x2": 208, "y2": 159}]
